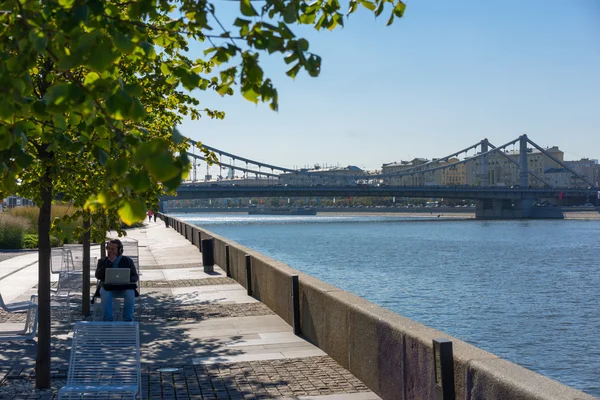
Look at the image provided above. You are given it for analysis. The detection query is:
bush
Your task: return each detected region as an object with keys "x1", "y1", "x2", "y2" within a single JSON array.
[
  {"x1": 50, "y1": 235, "x2": 61, "y2": 247},
  {"x1": 23, "y1": 234, "x2": 38, "y2": 249},
  {"x1": 6, "y1": 203, "x2": 81, "y2": 244},
  {"x1": 8, "y1": 206, "x2": 39, "y2": 232},
  {"x1": 0, "y1": 214, "x2": 31, "y2": 249},
  {"x1": 22, "y1": 234, "x2": 61, "y2": 249}
]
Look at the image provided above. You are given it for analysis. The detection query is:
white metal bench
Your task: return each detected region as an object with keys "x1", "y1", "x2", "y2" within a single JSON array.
[
  {"x1": 58, "y1": 321, "x2": 141, "y2": 399},
  {"x1": 0, "y1": 292, "x2": 38, "y2": 341}
]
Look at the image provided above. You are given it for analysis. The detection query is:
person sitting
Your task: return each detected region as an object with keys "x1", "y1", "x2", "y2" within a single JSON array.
[{"x1": 94, "y1": 239, "x2": 139, "y2": 321}]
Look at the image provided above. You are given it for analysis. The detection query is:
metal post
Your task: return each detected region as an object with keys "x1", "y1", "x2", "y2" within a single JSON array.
[
  {"x1": 292, "y1": 275, "x2": 301, "y2": 336},
  {"x1": 225, "y1": 245, "x2": 231, "y2": 277},
  {"x1": 519, "y1": 134, "x2": 529, "y2": 188},
  {"x1": 201, "y1": 239, "x2": 214, "y2": 273},
  {"x1": 245, "y1": 254, "x2": 252, "y2": 296},
  {"x1": 433, "y1": 338, "x2": 455, "y2": 400},
  {"x1": 198, "y1": 231, "x2": 202, "y2": 251},
  {"x1": 82, "y1": 214, "x2": 90, "y2": 317},
  {"x1": 480, "y1": 139, "x2": 489, "y2": 187}
]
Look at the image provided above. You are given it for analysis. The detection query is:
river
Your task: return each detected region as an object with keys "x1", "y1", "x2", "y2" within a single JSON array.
[{"x1": 174, "y1": 212, "x2": 600, "y2": 397}]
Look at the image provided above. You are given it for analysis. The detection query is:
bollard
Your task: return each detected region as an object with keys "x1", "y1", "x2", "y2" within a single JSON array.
[
  {"x1": 201, "y1": 238, "x2": 214, "y2": 273},
  {"x1": 198, "y1": 231, "x2": 203, "y2": 251},
  {"x1": 225, "y1": 245, "x2": 231, "y2": 278},
  {"x1": 164, "y1": 216, "x2": 169, "y2": 228},
  {"x1": 245, "y1": 254, "x2": 252, "y2": 296},
  {"x1": 433, "y1": 338, "x2": 455, "y2": 400},
  {"x1": 292, "y1": 275, "x2": 301, "y2": 336}
]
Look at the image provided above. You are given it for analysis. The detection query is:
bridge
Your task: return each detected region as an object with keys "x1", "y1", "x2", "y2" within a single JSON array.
[{"x1": 162, "y1": 134, "x2": 599, "y2": 219}]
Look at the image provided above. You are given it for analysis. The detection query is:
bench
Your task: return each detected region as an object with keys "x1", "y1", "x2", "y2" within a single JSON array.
[
  {"x1": 0, "y1": 292, "x2": 38, "y2": 341},
  {"x1": 58, "y1": 321, "x2": 141, "y2": 399},
  {"x1": 52, "y1": 271, "x2": 84, "y2": 321}
]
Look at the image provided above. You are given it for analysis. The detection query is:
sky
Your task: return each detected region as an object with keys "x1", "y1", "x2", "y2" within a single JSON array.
[{"x1": 177, "y1": 0, "x2": 600, "y2": 172}]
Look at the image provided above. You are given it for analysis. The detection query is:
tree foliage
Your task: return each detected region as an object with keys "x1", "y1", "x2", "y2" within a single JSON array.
[{"x1": 0, "y1": 0, "x2": 405, "y2": 388}]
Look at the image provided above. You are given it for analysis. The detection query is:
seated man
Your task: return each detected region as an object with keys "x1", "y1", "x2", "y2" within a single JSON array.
[{"x1": 94, "y1": 239, "x2": 139, "y2": 321}]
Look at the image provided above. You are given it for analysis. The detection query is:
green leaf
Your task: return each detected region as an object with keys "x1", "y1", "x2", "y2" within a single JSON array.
[
  {"x1": 106, "y1": 90, "x2": 133, "y2": 120},
  {"x1": 286, "y1": 62, "x2": 302, "y2": 78},
  {"x1": 45, "y1": 83, "x2": 70, "y2": 111},
  {"x1": 393, "y1": 1, "x2": 406, "y2": 17},
  {"x1": 145, "y1": 152, "x2": 180, "y2": 182},
  {"x1": 297, "y1": 38, "x2": 309, "y2": 51},
  {"x1": 128, "y1": 171, "x2": 151, "y2": 191},
  {"x1": 31, "y1": 101, "x2": 48, "y2": 118},
  {"x1": 240, "y1": 0, "x2": 258, "y2": 17},
  {"x1": 180, "y1": 71, "x2": 201, "y2": 90},
  {"x1": 58, "y1": 0, "x2": 76, "y2": 8},
  {"x1": 374, "y1": 1, "x2": 384, "y2": 17},
  {"x1": 87, "y1": 39, "x2": 118, "y2": 71},
  {"x1": 129, "y1": 98, "x2": 147, "y2": 122},
  {"x1": 93, "y1": 147, "x2": 108, "y2": 165},
  {"x1": 360, "y1": 0, "x2": 376, "y2": 11},
  {"x1": 284, "y1": 52, "x2": 299, "y2": 64},
  {"x1": 160, "y1": 63, "x2": 171, "y2": 76},
  {"x1": 28, "y1": 29, "x2": 48, "y2": 52},
  {"x1": 83, "y1": 72, "x2": 101, "y2": 87},
  {"x1": 242, "y1": 86, "x2": 260, "y2": 103},
  {"x1": 108, "y1": 158, "x2": 129, "y2": 177},
  {"x1": 118, "y1": 198, "x2": 147, "y2": 225},
  {"x1": 112, "y1": 31, "x2": 137, "y2": 54}
]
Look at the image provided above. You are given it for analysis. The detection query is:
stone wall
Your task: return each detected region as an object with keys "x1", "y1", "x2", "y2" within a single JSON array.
[{"x1": 158, "y1": 213, "x2": 595, "y2": 400}]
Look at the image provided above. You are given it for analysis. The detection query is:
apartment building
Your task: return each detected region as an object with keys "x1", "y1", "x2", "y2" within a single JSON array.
[
  {"x1": 471, "y1": 146, "x2": 564, "y2": 187},
  {"x1": 279, "y1": 165, "x2": 364, "y2": 186},
  {"x1": 381, "y1": 158, "x2": 430, "y2": 186},
  {"x1": 439, "y1": 157, "x2": 467, "y2": 186}
]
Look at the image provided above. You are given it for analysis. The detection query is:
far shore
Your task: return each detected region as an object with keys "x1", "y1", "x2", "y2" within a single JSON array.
[{"x1": 166, "y1": 207, "x2": 600, "y2": 220}]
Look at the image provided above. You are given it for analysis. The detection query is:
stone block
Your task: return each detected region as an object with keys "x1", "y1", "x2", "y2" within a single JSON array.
[{"x1": 467, "y1": 358, "x2": 597, "y2": 400}]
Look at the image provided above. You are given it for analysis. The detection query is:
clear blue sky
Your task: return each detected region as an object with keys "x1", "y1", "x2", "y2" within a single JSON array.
[{"x1": 178, "y1": 0, "x2": 600, "y2": 171}]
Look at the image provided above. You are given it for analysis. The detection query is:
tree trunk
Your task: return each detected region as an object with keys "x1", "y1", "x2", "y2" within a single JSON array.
[
  {"x1": 36, "y1": 165, "x2": 52, "y2": 389},
  {"x1": 82, "y1": 213, "x2": 90, "y2": 316}
]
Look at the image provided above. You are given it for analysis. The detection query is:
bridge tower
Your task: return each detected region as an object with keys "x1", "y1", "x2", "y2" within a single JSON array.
[
  {"x1": 480, "y1": 139, "x2": 489, "y2": 187},
  {"x1": 519, "y1": 134, "x2": 529, "y2": 188}
]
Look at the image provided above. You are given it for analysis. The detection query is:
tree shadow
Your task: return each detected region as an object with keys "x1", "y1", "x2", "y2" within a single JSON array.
[{"x1": 0, "y1": 288, "x2": 315, "y2": 399}]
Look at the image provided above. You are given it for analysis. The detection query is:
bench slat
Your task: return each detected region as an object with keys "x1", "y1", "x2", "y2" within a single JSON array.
[{"x1": 59, "y1": 321, "x2": 141, "y2": 399}]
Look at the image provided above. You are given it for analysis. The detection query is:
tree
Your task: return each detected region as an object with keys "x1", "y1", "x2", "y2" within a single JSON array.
[{"x1": 0, "y1": 0, "x2": 405, "y2": 389}]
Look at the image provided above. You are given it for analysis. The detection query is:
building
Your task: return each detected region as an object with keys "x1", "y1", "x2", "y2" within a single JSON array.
[
  {"x1": 381, "y1": 158, "x2": 430, "y2": 186},
  {"x1": 563, "y1": 158, "x2": 600, "y2": 188},
  {"x1": 472, "y1": 146, "x2": 564, "y2": 187},
  {"x1": 439, "y1": 157, "x2": 467, "y2": 186},
  {"x1": 279, "y1": 166, "x2": 364, "y2": 186}
]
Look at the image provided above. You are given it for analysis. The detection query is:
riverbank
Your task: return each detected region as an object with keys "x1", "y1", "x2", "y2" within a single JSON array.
[
  {"x1": 0, "y1": 220, "x2": 382, "y2": 399},
  {"x1": 166, "y1": 207, "x2": 600, "y2": 220}
]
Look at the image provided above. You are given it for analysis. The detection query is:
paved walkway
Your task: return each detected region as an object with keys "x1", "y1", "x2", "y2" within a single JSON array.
[{"x1": 0, "y1": 220, "x2": 381, "y2": 399}]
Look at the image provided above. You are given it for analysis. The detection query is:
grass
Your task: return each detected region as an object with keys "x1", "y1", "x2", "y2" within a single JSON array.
[
  {"x1": 1, "y1": 204, "x2": 81, "y2": 249},
  {"x1": 0, "y1": 213, "x2": 31, "y2": 249}
]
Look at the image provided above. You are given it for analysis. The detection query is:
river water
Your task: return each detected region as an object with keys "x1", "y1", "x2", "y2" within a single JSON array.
[{"x1": 175, "y1": 212, "x2": 600, "y2": 397}]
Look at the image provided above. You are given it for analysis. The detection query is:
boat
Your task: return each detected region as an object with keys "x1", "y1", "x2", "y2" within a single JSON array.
[{"x1": 248, "y1": 207, "x2": 317, "y2": 216}]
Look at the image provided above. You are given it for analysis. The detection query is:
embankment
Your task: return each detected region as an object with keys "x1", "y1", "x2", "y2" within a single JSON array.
[{"x1": 160, "y1": 213, "x2": 596, "y2": 400}]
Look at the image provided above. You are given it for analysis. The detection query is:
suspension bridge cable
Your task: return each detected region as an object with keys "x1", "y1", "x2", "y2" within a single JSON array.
[
  {"x1": 527, "y1": 138, "x2": 597, "y2": 189},
  {"x1": 487, "y1": 141, "x2": 551, "y2": 187}
]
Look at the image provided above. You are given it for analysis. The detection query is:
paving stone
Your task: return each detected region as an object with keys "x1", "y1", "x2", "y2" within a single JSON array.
[
  {"x1": 140, "y1": 263, "x2": 204, "y2": 270},
  {"x1": 140, "y1": 278, "x2": 237, "y2": 288}
]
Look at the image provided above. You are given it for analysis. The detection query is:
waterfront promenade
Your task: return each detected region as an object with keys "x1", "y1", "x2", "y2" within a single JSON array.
[{"x1": 0, "y1": 220, "x2": 380, "y2": 399}]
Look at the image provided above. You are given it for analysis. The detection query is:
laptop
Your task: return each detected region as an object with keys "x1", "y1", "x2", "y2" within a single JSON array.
[{"x1": 105, "y1": 268, "x2": 131, "y2": 284}]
